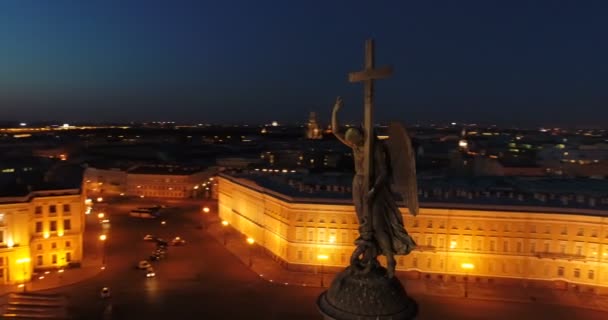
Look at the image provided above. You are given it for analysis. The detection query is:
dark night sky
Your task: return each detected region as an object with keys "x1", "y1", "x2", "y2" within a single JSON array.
[{"x1": 0, "y1": 1, "x2": 607, "y2": 126}]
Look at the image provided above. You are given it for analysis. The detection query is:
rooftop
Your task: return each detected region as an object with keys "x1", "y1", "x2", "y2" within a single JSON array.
[{"x1": 219, "y1": 171, "x2": 608, "y2": 216}]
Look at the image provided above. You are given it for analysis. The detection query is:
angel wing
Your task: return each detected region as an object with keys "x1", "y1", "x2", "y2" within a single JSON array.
[{"x1": 386, "y1": 122, "x2": 419, "y2": 216}]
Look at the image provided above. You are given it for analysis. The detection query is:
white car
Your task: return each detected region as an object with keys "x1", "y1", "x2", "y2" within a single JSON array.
[
  {"x1": 143, "y1": 234, "x2": 155, "y2": 241},
  {"x1": 146, "y1": 267, "x2": 156, "y2": 278},
  {"x1": 137, "y1": 260, "x2": 151, "y2": 269}
]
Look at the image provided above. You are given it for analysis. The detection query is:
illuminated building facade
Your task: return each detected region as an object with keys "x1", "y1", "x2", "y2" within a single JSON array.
[
  {"x1": 218, "y1": 173, "x2": 608, "y2": 293},
  {"x1": 0, "y1": 188, "x2": 84, "y2": 284}
]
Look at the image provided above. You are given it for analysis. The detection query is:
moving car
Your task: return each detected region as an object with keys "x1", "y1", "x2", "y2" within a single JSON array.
[
  {"x1": 143, "y1": 234, "x2": 155, "y2": 241},
  {"x1": 146, "y1": 267, "x2": 156, "y2": 278},
  {"x1": 100, "y1": 287, "x2": 111, "y2": 299},
  {"x1": 171, "y1": 237, "x2": 186, "y2": 246}
]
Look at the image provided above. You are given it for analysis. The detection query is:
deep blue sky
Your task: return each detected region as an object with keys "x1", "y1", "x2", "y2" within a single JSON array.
[{"x1": 1, "y1": 0, "x2": 607, "y2": 126}]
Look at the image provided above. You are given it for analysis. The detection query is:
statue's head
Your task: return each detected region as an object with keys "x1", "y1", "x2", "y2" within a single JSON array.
[{"x1": 345, "y1": 127, "x2": 364, "y2": 146}]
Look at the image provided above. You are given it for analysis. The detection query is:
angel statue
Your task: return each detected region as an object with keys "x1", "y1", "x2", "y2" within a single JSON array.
[{"x1": 331, "y1": 96, "x2": 419, "y2": 278}]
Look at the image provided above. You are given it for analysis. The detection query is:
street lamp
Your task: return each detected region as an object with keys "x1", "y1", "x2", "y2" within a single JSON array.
[
  {"x1": 246, "y1": 237, "x2": 255, "y2": 267},
  {"x1": 221, "y1": 221, "x2": 229, "y2": 245},
  {"x1": 99, "y1": 234, "x2": 107, "y2": 267},
  {"x1": 96, "y1": 197, "x2": 103, "y2": 203},
  {"x1": 461, "y1": 263, "x2": 475, "y2": 298},
  {"x1": 317, "y1": 254, "x2": 329, "y2": 287},
  {"x1": 202, "y1": 207, "x2": 210, "y2": 213},
  {"x1": 16, "y1": 258, "x2": 31, "y2": 292}
]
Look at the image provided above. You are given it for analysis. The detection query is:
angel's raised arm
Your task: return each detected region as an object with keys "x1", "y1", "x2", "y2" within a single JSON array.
[{"x1": 331, "y1": 97, "x2": 354, "y2": 148}]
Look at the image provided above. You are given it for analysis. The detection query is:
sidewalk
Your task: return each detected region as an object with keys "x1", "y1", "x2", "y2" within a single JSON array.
[{"x1": 204, "y1": 213, "x2": 608, "y2": 313}]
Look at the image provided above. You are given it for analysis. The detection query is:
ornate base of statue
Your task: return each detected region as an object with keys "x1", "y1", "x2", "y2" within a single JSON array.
[{"x1": 317, "y1": 264, "x2": 418, "y2": 320}]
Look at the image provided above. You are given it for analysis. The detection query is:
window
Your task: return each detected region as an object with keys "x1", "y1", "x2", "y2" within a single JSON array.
[
  {"x1": 503, "y1": 241, "x2": 509, "y2": 252},
  {"x1": 66, "y1": 252, "x2": 72, "y2": 262},
  {"x1": 426, "y1": 237, "x2": 433, "y2": 247},
  {"x1": 516, "y1": 242, "x2": 522, "y2": 253},
  {"x1": 557, "y1": 266, "x2": 564, "y2": 277},
  {"x1": 574, "y1": 268, "x2": 581, "y2": 278},
  {"x1": 427, "y1": 220, "x2": 433, "y2": 228},
  {"x1": 591, "y1": 229, "x2": 598, "y2": 237},
  {"x1": 544, "y1": 243, "x2": 550, "y2": 252},
  {"x1": 65, "y1": 241, "x2": 71, "y2": 248},
  {"x1": 308, "y1": 231, "x2": 313, "y2": 241},
  {"x1": 412, "y1": 220, "x2": 419, "y2": 228},
  {"x1": 477, "y1": 240, "x2": 483, "y2": 251},
  {"x1": 530, "y1": 242, "x2": 536, "y2": 253},
  {"x1": 439, "y1": 221, "x2": 445, "y2": 229},
  {"x1": 576, "y1": 245, "x2": 582, "y2": 256},
  {"x1": 62, "y1": 204, "x2": 71, "y2": 215},
  {"x1": 504, "y1": 224, "x2": 510, "y2": 232},
  {"x1": 490, "y1": 240, "x2": 496, "y2": 251},
  {"x1": 52, "y1": 254, "x2": 57, "y2": 264},
  {"x1": 560, "y1": 244, "x2": 566, "y2": 254},
  {"x1": 50, "y1": 221, "x2": 57, "y2": 232},
  {"x1": 35, "y1": 206, "x2": 42, "y2": 215},
  {"x1": 589, "y1": 270, "x2": 595, "y2": 280},
  {"x1": 0, "y1": 230, "x2": 3, "y2": 243},
  {"x1": 530, "y1": 225, "x2": 536, "y2": 233},
  {"x1": 35, "y1": 222, "x2": 43, "y2": 233},
  {"x1": 426, "y1": 258, "x2": 432, "y2": 268},
  {"x1": 577, "y1": 228, "x2": 584, "y2": 236},
  {"x1": 37, "y1": 244, "x2": 42, "y2": 251},
  {"x1": 412, "y1": 257, "x2": 418, "y2": 268},
  {"x1": 49, "y1": 205, "x2": 57, "y2": 215},
  {"x1": 297, "y1": 250, "x2": 303, "y2": 260},
  {"x1": 51, "y1": 242, "x2": 57, "y2": 249},
  {"x1": 37, "y1": 255, "x2": 43, "y2": 266},
  {"x1": 561, "y1": 226, "x2": 567, "y2": 235},
  {"x1": 63, "y1": 219, "x2": 71, "y2": 231}
]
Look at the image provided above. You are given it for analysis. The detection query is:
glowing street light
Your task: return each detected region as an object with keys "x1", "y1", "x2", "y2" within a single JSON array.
[
  {"x1": 246, "y1": 237, "x2": 255, "y2": 267},
  {"x1": 317, "y1": 254, "x2": 329, "y2": 287},
  {"x1": 99, "y1": 234, "x2": 107, "y2": 266},
  {"x1": 98, "y1": 213, "x2": 105, "y2": 219},
  {"x1": 96, "y1": 197, "x2": 103, "y2": 203},
  {"x1": 202, "y1": 207, "x2": 210, "y2": 213},
  {"x1": 461, "y1": 263, "x2": 475, "y2": 298},
  {"x1": 221, "y1": 221, "x2": 229, "y2": 245}
]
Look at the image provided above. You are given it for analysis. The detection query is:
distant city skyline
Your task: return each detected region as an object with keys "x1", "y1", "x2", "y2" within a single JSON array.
[{"x1": 1, "y1": 1, "x2": 607, "y2": 126}]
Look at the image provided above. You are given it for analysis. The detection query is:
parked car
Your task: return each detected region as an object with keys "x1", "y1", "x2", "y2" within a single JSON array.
[
  {"x1": 137, "y1": 260, "x2": 151, "y2": 269},
  {"x1": 171, "y1": 237, "x2": 186, "y2": 246},
  {"x1": 100, "y1": 287, "x2": 111, "y2": 299}
]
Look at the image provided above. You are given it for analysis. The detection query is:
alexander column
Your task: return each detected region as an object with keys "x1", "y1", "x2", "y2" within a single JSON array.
[{"x1": 317, "y1": 39, "x2": 419, "y2": 319}]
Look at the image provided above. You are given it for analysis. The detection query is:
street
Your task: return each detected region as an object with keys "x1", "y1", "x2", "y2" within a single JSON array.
[{"x1": 38, "y1": 198, "x2": 608, "y2": 320}]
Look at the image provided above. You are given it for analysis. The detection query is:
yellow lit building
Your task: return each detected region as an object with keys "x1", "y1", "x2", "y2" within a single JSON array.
[
  {"x1": 218, "y1": 173, "x2": 608, "y2": 293},
  {"x1": 0, "y1": 188, "x2": 84, "y2": 285}
]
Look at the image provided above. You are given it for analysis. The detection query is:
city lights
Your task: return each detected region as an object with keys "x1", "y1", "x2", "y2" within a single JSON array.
[
  {"x1": 221, "y1": 220, "x2": 229, "y2": 226},
  {"x1": 203, "y1": 207, "x2": 210, "y2": 213}
]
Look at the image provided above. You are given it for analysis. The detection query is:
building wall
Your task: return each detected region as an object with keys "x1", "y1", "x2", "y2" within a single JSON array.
[
  {"x1": 0, "y1": 190, "x2": 84, "y2": 284},
  {"x1": 218, "y1": 175, "x2": 608, "y2": 291}
]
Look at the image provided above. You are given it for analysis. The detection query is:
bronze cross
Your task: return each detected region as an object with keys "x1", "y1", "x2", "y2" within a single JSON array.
[{"x1": 348, "y1": 39, "x2": 393, "y2": 237}]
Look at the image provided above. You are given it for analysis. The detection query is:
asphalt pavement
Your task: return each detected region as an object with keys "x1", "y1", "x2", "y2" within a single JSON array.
[{"x1": 38, "y1": 198, "x2": 608, "y2": 320}]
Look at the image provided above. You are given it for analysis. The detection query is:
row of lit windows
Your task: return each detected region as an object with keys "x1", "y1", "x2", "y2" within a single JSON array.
[
  {"x1": 293, "y1": 249, "x2": 601, "y2": 281},
  {"x1": 36, "y1": 252, "x2": 72, "y2": 266},
  {"x1": 35, "y1": 241, "x2": 71, "y2": 250},
  {"x1": 34, "y1": 219, "x2": 71, "y2": 233},
  {"x1": 134, "y1": 185, "x2": 189, "y2": 191},
  {"x1": 34, "y1": 204, "x2": 71, "y2": 216}
]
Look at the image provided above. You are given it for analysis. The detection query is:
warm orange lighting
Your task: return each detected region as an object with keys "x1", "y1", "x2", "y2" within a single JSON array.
[
  {"x1": 328, "y1": 236, "x2": 336, "y2": 244},
  {"x1": 58, "y1": 269, "x2": 64, "y2": 273},
  {"x1": 98, "y1": 213, "x2": 105, "y2": 219},
  {"x1": 85, "y1": 198, "x2": 92, "y2": 205},
  {"x1": 96, "y1": 197, "x2": 103, "y2": 202},
  {"x1": 203, "y1": 207, "x2": 210, "y2": 213},
  {"x1": 99, "y1": 234, "x2": 107, "y2": 241},
  {"x1": 43, "y1": 233, "x2": 50, "y2": 239},
  {"x1": 246, "y1": 237, "x2": 255, "y2": 245},
  {"x1": 317, "y1": 254, "x2": 329, "y2": 261},
  {"x1": 58, "y1": 232, "x2": 64, "y2": 237},
  {"x1": 461, "y1": 263, "x2": 475, "y2": 270},
  {"x1": 194, "y1": 185, "x2": 199, "y2": 190},
  {"x1": 450, "y1": 241, "x2": 457, "y2": 249},
  {"x1": 221, "y1": 220, "x2": 229, "y2": 226},
  {"x1": 17, "y1": 258, "x2": 31, "y2": 264}
]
